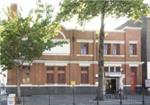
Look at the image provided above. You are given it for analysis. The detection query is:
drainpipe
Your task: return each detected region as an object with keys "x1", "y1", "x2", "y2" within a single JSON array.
[{"x1": 124, "y1": 31, "x2": 127, "y2": 91}]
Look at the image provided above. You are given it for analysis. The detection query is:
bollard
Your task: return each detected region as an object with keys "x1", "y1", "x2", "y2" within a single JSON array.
[
  {"x1": 119, "y1": 89, "x2": 122, "y2": 105},
  {"x1": 142, "y1": 87, "x2": 145, "y2": 105},
  {"x1": 96, "y1": 100, "x2": 99, "y2": 105},
  {"x1": 49, "y1": 95, "x2": 50, "y2": 105}
]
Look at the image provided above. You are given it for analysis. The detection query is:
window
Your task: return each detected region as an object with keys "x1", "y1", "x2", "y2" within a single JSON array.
[
  {"x1": 22, "y1": 66, "x2": 30, "y2": 84},
  {"x1": 104, "y1": 67, "x2": 109, "y2": 72},
  {"x1": 104, "y1": 44, "x2": 107, "y2": 55},
  {"x1": 22, "y1": 66, "x2": 30, "y2": 70},
  {"x1": 58, "y1": 73, "x2": 65, "y2": 84},
  {"x1": 22, "y1": 66, "x2": 30, "y2": 77},
  {"x1": 58, "y1": 66, "x2": 66, "y2": 84},
  {"x1": 58, "y1": 66, "x2": 65, "y2": 71},
  {"x1": 110, "y1": 67, "x2": 114, "y2": 72},
  {"x1": 43, "y1": 40, "x2": 70, "y2": 55},
  {"x1": 112, "y1": 44, "x2": 120, "y2": 55},
  {"x1": 129, "y1": 44, "x2": 137, "y2": 55},
  {"x1": 46, "y1": 66, "x2": 54, "y2": 83},
  {"x1": 81, "y1": 67, "x2": 89, "y2": 84},
  {"x1": 131, "y1": 67, "x2": 137, "y2": 72},
  {"x1": 116, "y1": 67, "x2": 121, "y2": 72},
  {"x1": 104, "y1": 44, "x2": 111, "y2": 55},
  {"x1": 47, "y1": 73, "x2": 54, "y2": 84},
  {"x1": 47, "y1": 66, "x2": 54, "y2": 71},
  {"x1": 80, "y1": 43, "x2": 88, "y2": 54}
]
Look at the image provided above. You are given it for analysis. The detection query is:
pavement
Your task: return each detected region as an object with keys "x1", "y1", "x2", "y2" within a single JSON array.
[
  {"x1": 1, "y1": 94, "x2": 150, "y2": 105},
  {"x1": 1, "y1": 95, "x2": 7, "y2": 105},
  {"x1": 21, "y1": 94, "x2": 150, "y2": 105}
]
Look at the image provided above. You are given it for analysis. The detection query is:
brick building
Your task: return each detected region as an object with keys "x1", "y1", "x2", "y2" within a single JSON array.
[
  {"x1": 6, "y1": 26, "x2": 143, "y2": 95},
  {"x1": 117, "y1": 17, "x2": 150, "y2": 91}
]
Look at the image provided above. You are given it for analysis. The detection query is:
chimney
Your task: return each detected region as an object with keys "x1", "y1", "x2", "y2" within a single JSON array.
[
  {"x1": 8, "y1": 3, "x2": 17, "y2": 19},
  {"x1": 10, "y1": 3, "x2": 17, "y2": 13}
]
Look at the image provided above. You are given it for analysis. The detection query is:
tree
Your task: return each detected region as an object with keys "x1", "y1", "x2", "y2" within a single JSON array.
[
  {"x1": 57, "y1": 0, "x2": 150, "y2": 100},
  {"x1": 0, "y1": 1, "x2": 63, "y2": 103}
]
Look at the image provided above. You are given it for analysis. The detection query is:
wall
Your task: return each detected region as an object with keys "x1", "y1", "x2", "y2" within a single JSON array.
[{"x1": 6, "y1": 27, "x2": 143, "y2": 94}]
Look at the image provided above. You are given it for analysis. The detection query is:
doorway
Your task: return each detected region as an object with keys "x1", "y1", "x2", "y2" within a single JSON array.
[{"x1": 106, "y1": 78, "x2": 117, "y2": 94}]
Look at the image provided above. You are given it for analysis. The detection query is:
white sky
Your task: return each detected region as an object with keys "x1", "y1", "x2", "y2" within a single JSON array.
[{"x1": 0, "y1": 0, "x2": 150, "y2": 31}]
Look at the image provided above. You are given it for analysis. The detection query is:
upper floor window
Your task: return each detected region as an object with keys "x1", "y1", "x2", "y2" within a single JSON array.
[
  {"x1": 129, "y1": 44, "x2": 137, "y2": 55},
  {"x1": 112, "y1": 44, "x2": 120, "y2": 55},
  {"x1": 80, "y1": 43, "x2": 89, "y2": 54},
  {"x1": 104, "y1": 44, "x2": 111, "y2": 55},
  {"x1": 104, "y1": 67, "x2": 109, "y2": 72},
  {"x1": 110, "y1": 66, "x2": 114, "y2": 72},
  {"x1": 43, "y1": 39, "x2": 70, "y2": 55},
  {"x1": 116, "y1": 67, "x2": 121, "y2": 72}
]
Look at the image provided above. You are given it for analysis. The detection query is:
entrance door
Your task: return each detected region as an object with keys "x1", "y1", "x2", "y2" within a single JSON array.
[{"x1": 106, "y1": 78, "x2": 116, "y2": 94}]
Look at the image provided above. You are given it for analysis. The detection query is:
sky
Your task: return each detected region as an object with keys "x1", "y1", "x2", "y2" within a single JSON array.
[{"x1": 0, "y1": 0, "x2": 150, "y2": 31}]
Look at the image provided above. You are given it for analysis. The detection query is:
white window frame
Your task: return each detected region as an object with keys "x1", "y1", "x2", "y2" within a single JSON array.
[{"x1": 104, "y1": 44, "x2": 108, "y2": 55}]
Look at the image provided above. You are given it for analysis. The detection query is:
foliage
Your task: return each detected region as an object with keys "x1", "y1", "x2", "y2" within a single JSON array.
[
  {"x1": 57, "y1": 0, "x2": 150, "y2": 100},
  {"x1": 57, "y1": 0, "x2": 150, "y2": 23},
  {"x1": 0, "y1": 1, "x2": 62, "y2": 71}
]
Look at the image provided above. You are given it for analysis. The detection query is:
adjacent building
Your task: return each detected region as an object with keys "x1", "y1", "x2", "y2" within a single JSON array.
[
  {"x1": 117, "y1": 17, "x2": 150, "y2": 89},
  {"x1": 7, "y1": 27, "x2": 143, "y2": 95}
]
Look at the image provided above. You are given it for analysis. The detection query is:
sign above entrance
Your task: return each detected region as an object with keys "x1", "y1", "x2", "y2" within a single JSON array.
[
  {"x1": 145, "y1": 79, "x2": 150, "y2": 87},
  {"x1": 105, "y1": 72, "x2": 121, "y2": 77}
]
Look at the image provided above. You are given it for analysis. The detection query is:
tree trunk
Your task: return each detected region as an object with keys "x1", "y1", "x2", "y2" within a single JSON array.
[
  {"x1": 97, "y1": 2, "x2": 105, "y2": 101},
  {"x1": 16, "y1": 65, "x2": 22, "y2": 104}
]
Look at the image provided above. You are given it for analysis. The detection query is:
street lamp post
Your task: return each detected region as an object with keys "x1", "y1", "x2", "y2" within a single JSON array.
[
  {"x1": 72, "y1": 86, "x2": 75, "y2": 105},
  {"x1": 142, "y1": 62, "x2": 146, "y2": 105},
  {"x1": 119, "y1": 88, "x2": 122, "y2": 105},
  {"x1": 71, "y1": 81, "x2": 76, "y2": 105},
  {"x1": 142, "y1": 87, "x2": 145, "y2": 105}
]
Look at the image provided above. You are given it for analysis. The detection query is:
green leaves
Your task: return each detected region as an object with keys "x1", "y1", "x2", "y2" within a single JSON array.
[
  {"x1": 0, "y1": 1, "x2": 61, "y2": 71},
  {"x1": 57, "y1": 0, "x2": 150, "y2": 22}
]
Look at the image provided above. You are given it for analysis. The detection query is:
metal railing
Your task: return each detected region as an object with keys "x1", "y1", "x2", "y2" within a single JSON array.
[{"x1": 20, "y1": 92, "x2": 150, "y2": 105}]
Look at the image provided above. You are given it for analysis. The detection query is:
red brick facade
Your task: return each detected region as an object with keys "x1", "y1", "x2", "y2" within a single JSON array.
[{"x1": 7, "y1": 27, "x2": 142, "y2": 93}]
